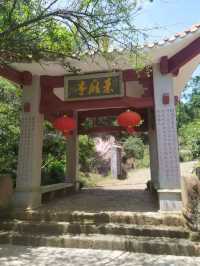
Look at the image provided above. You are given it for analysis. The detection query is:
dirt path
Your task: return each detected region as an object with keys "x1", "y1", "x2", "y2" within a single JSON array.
[
  {"x1": 39, "y1": 167, "x2": 157, "y2": 213},
  {"x1": 39, "y1": 161, "x2": 196, "y2": 213},
  {"x1": 96, "y1": 161, "x2": 197, "y2": 189},
  {"x1": 180, "y1": 160, "x2": 197, "y2": 177}
]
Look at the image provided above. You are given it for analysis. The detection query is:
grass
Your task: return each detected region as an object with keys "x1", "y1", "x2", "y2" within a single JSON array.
[
  {"x1": 79, "y1": 172, "x2": 112, "y2": 187},
  {"x1": 135, "y1": 147, "x2": 150, "y2": 169}
]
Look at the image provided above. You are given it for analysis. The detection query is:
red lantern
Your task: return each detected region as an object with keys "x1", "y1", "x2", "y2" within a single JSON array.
[
  {"x1": 53, "y1": 116, "x2": 76, "y2": 137},
  {"x1": 117, "y1": 110, "x2": 141, "y2": 134}
]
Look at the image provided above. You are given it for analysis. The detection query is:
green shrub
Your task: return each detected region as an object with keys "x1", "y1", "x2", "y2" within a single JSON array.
[
  {"x1": 123, "y1": 136, "x2": 144, "y2": 160},
  {"x1": 135, "y1": 145, "x2": 150, "y2": 168},
  {"x1": 179, "y1": 120, "x2": 200, "y2": 160},
  {"x1": 41, "y1": 159, "x2": 65, "y2": 185},
  {"x1": 79, "y1": 135, "x2": 96, "y2": 173},
  {"x1": 0, "y1": 78, "x2": 21, "y2": 183},
  {"x1": 78, "y1": 172, "x2": 97, "y2": 187},
  {"x1": 179, "y1": 149, "x2": 193, "y2": 162}
]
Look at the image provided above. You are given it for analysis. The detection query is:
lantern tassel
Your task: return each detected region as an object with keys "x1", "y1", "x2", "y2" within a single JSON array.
[{"x1": 127, "y1": 126, "x2": 135, "y2": 134}]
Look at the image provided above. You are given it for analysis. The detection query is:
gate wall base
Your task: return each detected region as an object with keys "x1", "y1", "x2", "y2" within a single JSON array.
[
  {"x1": 13, "y1": 190, "x2": 42, "y2": 210},
  {"x1": 158, "y1": 189, "x2": 182, "y2": 212}
]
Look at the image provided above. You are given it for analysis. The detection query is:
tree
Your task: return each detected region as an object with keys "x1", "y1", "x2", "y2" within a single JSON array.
[
  {"x1": 79, "y1": 135, "x2": 96, "y2": 173},
  {"x1": 177, "y1": 76, "x2": 200, "y2": 130},
  {"x1": 179, "y1": 120, "x2": 200, "y2": 160},
  {"x1": 0, "y1": 0, "x2": 153, "y2": 64},
  {"x1": 0, "y1": 0, "x2": 155, "y2": 181},
  {"x1": 0, "y1": 78, "x2": 21, "y2": 180},
  {"x1": 0, "y1": 78, "x2": 97, "y2": 182},
  {"x1": 123, "y1": 135, "x2": 144, "y2": 159},
  {"x1": 177, "y1": 76, "x2": 200, "y2": 161}
]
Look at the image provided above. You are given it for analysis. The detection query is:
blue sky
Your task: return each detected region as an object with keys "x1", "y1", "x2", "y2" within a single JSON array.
[
  {"x1": 134, "y1": 0, "x2": 200, "y2": 97},
  {"x1": 61, "y1": 1, "x2": 200, "y2": 80},
  {"x1": 135, "y1": 0, "x2": 200, "y2": 42}
]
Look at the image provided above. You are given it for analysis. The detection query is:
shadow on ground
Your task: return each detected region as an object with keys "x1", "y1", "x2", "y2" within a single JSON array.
[
  {"x1": 1, "y1": 245, "x2": 200, "y2": 266},
  {"x1": 39, "y1": 188, "x2": 159, "y2": 213}
]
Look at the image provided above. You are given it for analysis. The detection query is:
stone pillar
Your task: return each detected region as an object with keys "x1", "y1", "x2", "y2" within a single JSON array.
[
  {"x1": 65, "y1": 112, "x2": 78, "y2": 185},
  {"x1": 153, "y1": 64, "x2": 181, "y2": 212},
  {"x1": 148, "y1": 109, "x2": 159, "y2": 189},
  {"x1": 111, "y1": 145, "x2": 122, "y2": 179},
  {"x1": 14, "y1": 76, "x2": 44, "y2": 209}
]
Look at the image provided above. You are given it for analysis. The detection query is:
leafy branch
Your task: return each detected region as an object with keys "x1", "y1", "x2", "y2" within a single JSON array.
[{"x1": 0, "y1": 0, "x2": 153, "y2": 63}]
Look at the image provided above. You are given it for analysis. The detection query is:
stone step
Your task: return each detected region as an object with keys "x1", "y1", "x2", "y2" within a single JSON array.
[
  {"x1": 0, "y1": 221, "x2": 189, "y2": 239},
  {"x1": 5, "y1": 211, "x2": 184, "y2": 226},
  {"x1": 0, "y1": 231, "x2": 199, "y2": 256}
]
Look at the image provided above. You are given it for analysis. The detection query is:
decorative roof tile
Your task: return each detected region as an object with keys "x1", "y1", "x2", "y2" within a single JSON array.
[{"x1": 143, "y1": 23, "x2": 200, "y2": 49}]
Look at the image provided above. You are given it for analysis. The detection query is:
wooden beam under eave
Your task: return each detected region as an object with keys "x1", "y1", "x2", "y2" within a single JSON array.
[
  {"x1": 160, "y1": 36, "x2": 200, "y2": 75},
  {"x1": 78, "y1": 108, "x2": 147, "y2": 120},
  {"x1": 0, "y1": 65, "x2": 32, "y2": 85},
  {"x1": 79, "y1": 124, "x2": 148, "y2": 135},
  {"x1": 41, "y1": 96, "x2": 154, "y2": 114},
  {"x1": 41, "y1": 69, "x2": 152, "y2": 87},
  {"x1": 78, "y1": 108, "x2": 128, "y2": 119},
  {"x1": 40, "y1": 75, "x2": 64, "y2": 88},
  {"x1": 169, "y1": 36, "x2": 200, "y2": 74},
  {"x1": 79, "y1": 126, "x2": 123, "y2": 135}
]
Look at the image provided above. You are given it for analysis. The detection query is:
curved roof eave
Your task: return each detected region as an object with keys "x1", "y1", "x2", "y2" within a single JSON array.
[
  {"x1": 9, "y1": 23, "x2": 200, "y2": 76},
  {"x1": 143, "y1": 23, "x2": 200, "y2": 64}
]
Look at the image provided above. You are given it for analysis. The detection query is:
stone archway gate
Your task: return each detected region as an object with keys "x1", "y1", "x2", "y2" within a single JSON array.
[{"x1": 1, "y1": 23, "x2": 200, "y2": 212}]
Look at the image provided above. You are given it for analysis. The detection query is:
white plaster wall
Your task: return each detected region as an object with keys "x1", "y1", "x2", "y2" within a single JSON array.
[
  {"x1": 15, "y1": 76, "x2": 44, "y2": 208},
  {"x1": 126, "y1": 81, "x2": 145, "y2": 97},
  {"x1": 174, "y1": 54, "x2": 200, "y2": 96},
  {"x1": 53, "y1": 87, "x2": 65, "y2": 101},
  {"x1": 153, "y1": 64, "x2": 181, "y2": 189}
]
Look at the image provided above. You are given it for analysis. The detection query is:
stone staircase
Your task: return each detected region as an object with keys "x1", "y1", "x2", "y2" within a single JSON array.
[{"x1": 0, "y1": 211, "x2": 200, "y2": 256}]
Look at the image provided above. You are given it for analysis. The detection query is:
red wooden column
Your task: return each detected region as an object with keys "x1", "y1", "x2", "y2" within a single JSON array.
[{"x1": 148, "y1": 109, "x2": 159, "y2": 189}]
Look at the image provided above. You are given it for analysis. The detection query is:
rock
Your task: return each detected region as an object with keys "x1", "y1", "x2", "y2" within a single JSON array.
[
  {"x1": 181, "y1": 175, "x2": 200, "y2": 231},
  {"x1": 196, "y1": 167, "x2": 200, "y2": 179},
  {"x1": 189, "y1": 231, "x2": 200, "y2": 241},
  {"x1": 125, "y1": 157, "x2": 135, "y2": 170},
  {"x1": 94, "y1": 136, "x2": 115, "y2": 176},
  {"x1": 0, "y1": 176, "x2": 13, "y2": 209},
  {"x1": 145, "y1": 180, "x2": 157, "y2": 194}
]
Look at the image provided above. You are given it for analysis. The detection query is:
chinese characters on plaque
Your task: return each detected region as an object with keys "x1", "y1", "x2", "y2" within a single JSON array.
[{"x1": 64, "y1": 72, "x2": 123, "y2": 101}]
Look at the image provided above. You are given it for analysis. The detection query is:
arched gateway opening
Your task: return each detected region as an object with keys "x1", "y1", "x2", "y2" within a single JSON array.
[{"x1": 2, "y1": 23, "x2": 200, "y2": 212}]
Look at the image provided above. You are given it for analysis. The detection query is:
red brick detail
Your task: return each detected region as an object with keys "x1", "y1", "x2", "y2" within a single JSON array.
[
  {"x1": 122, "y1": 68, "x2": 154, "y2": 98},
  {"x1": 122, "y1": 69, "x2": 138, "y2": 81},
  {"x1": 162, "y1": 94, "x2": 170, "y2": 105},
  {"x1": 122, "y1": 68, "x2": 153, "y2": 81}
]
